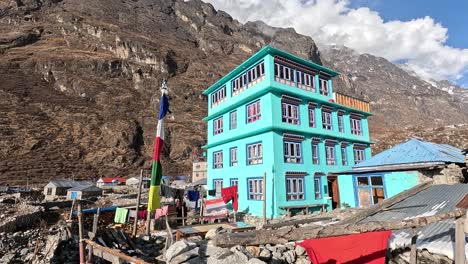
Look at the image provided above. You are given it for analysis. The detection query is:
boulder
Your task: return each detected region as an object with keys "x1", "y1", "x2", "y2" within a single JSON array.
[
  {"x1": 248, "y1": 258, "x2": 267, "y2": 264},
  {"x1": 166, "y1": 240, "x2": 198, "y2": 262},
  {"x1": 295, "y1": 257, "x2": 311, "y2": 264},
  {"x1": 259, "y1": 249, "x2": 272, "y2": 261},
  {"x1": 283, "y1": 250, "x2": 296, "y2": 264},
  {"x1": 170, "y1": 247, "x2": 199, "y2": 264},
  {"x1": 295, "y1": 245, "x2": 306, "y2": 256},
  {"x1": 246, "y1": 246, "x2": 261, "y2": 257}
]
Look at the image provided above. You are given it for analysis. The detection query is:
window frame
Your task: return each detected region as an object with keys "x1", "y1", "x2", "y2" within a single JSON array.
[
  {"x1": 314, "y1": 176, "x2": 322, "y2": 200},
  {"x1": 338, "y1": 113, "x2": 344, "y2": 133},
  {"x1": 281, "y1": 102, "x2": 300, "y2": 124},
  {"x1": 312, "y1": 142, "x2": 320, "y2": 165},
  {"x1": 230, "y1": 111, "x2": 237, "y2": 130},
  {"x1": 246, "y1": 100, "x2": 261, "y2": 123},
  {"x1": 213, "y1": 117, "x2": 223, "y2": 135},
  {"x1": 213, "y1": 151, "x2": 223, "y2": 169},
  {"x1": 230, "y1": 147, "x2": 238, "y2": 167},
  {"x1": 308, "y1": 107, "x2": 316, "y2": 127},
  {"x1": 354, "y1": 148, "x2": 366, "y2": 164},
  {"x1": 355, "y1": 175, "x2": 386, "y2": 207},
  {"x1": 341, "y1": 146, "x2": 348, "y2": 166},
  {"x1": 321, "y1": 110, "x2": 333, "y2": 130},
  {"x1": 319, "y1": 78, "x2": 329, "y2": 96},
  {"x1": 247, "y1": 142, "x2": 263, "y2": 165},
  {"x1": 325, "y1": 144, "x2": 336, "y2": 165},
  {"x1": 213, "y1": 179, "x2": 223, "y2": 197},
  {"x1": 211, "y1": 86, "x2": 226, "y2": 107},
  {"x1": 230, "y1": 178, "x2": 238, "y2": 186},
  {"x1": 350, "y1": 117, "x2": 363, "y2": 136},
  {"x1": 286, "y1": 177, "x2": 305, "y2": 201},
  {"x1": 283, "y1": 140, "x2": 302, "y2": 163},
  {"x1": 247, "y1": 178, "x2": 264, "y2": 200}
]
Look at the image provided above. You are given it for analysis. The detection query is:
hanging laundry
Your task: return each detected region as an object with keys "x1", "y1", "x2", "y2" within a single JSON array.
[
  {"x1": 137, "y1": 210, "x2": 147, "y2": 219},
  {"x1": 187, "y1": 190, "x2": 200, "y2": 210},
  {"x1": 221, "y1": 185, "x2": 238, "y2": 211},
  {"x1": 208, "y1": 189, "x2": 216, "y2": 196},
  {"x1": 128, "y1": 210, "x2": 137, "y2": 219},
  {"x1": 296, "y1": 230, "x2": 392, "y2": 264},
  {"x1": 155, "y1": 205, "x2": 169, "y2": 219},
  {"x1": 160, "y1": 185, "x2": 185, "y2": 201},
  {"x1": 114, "y1": 208, "x2": 128, "y2": 224}
]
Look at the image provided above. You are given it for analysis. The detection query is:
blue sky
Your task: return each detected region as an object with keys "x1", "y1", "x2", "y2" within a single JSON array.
[{"x1": 206, "y1": 0, "x2": 468, "y2": 88}]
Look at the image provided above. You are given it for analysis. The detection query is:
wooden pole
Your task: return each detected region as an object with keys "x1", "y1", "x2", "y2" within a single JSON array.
[
  {"x1": 87, "y1": 208, "x2": 100, "y2": 263},
  {"x1": 182, "y1": 205, "x2": 185, "y2": 226},
  {"x1": 212, "y1": 208, "x2": 465, "y2": 247},
  {"x1": 409, "y1": 227, "x2": 418, "y2": 264},
  {"x1": 455, "y1": 216, "x2": 466, "y2": 264},
  {"x1": 77, "y1": 202, "x2": 86, "y2": 264},
  {"x1": 69, "y1": 198, "x2": 76, "y2": 221},
  {"x1": 133, "y1": 169, "x2": 144, "y2": 237},
  {"x1": 145, "y1": 209, "x2": 151, "y2": 235},
  {"x1": 84, "y1": 239, "x2": 151, "y2": 264},
  {"x1": 263, "y1": 172, "x2": 266, "y2": 225}
]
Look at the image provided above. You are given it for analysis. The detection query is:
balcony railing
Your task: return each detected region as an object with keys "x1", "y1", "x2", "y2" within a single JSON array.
[{"x1": 334, "y1": 92, "x2": 371, "y2": 113}]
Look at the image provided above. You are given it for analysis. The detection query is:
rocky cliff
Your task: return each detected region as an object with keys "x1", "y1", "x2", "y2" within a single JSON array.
[{"x1": 0, "y1": 0, "x2": 466, "y2": 185}]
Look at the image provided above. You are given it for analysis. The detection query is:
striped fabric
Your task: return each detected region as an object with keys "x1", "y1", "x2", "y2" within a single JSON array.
[
  {"x1": 147, "y1": 82, "x2": 170, "y2": 212},
  {"x1": 203, "y1": 198, "x2": 228, "y2": 220}
]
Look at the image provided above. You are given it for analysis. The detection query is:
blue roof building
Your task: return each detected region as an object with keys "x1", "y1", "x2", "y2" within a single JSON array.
[
  {"x1": 335, "y1": 139, "x2": 467, "y2": 208},
  {"x1": 203, "y1": 46, "x2": 373, "y2": 217}
]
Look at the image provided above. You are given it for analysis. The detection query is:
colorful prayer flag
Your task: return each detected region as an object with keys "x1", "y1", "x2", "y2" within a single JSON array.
[{"x1": 147, "y1": 82, "x2": 170, "y2": 211}]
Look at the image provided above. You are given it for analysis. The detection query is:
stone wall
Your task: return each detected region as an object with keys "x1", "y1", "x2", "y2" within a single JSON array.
[
  {"x1": 0, "y1": 205, "x2": 44, "y2": 233},
  {"x1": 432, "y1": 164, "x2": 466, "y2": 184}
]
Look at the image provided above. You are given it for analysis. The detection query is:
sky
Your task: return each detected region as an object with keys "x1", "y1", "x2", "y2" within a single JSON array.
[{"x1": 204, "y1": 0, "x2": 468, "y2": 87}]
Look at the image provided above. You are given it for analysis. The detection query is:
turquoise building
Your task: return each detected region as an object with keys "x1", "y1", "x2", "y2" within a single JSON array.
[
  {"x1": 203, "y1": 46, "x2": 372, "y2": 218},
  {"x1": 335, "y1": 139, "x2": 467, "y2": 208}
]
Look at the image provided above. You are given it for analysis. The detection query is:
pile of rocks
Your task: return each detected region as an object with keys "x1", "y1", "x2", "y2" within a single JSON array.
[{"x1": 165, "y1": 239, "x2": 311, "y2": 264}]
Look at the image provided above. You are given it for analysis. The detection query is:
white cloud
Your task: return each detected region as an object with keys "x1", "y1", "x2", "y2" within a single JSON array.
[{"x1": 204, "y1": 0, "x2": 468, "y2": 83}]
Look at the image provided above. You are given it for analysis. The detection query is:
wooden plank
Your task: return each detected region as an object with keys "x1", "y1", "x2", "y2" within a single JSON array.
[
  {"x1": 456, "y1": 194, "x2": 468, "y2": 209},
  {"x1": 84, "y1": 240, "x2": 150, "y2": 264},
  {"x1": 212, "y1": 208, "x2": 465, "y2": 247},
  {"x1": 133, "y1": 170, "x2": 144, "y2": 237},
  {"x1": 340, "y1": 182, "x2": 432, "y2": 225},
  {"x1": 263, "y1": 217, "x2": 333, "y2": 229},
  {"x1": 455, "y1": 216, "x2": 466, "y2": 264},
  {"x1": 409, "y1": 227, "x2": 418, "y2": 264}
]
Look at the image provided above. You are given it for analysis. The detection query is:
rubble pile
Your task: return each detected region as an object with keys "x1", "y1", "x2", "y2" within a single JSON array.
[
  {"x1": 165, "y1": 239, "x2": 311, "y2": 264},
  {"x1": 0, "y1": 202, "x2": 44, "y2": 233}
]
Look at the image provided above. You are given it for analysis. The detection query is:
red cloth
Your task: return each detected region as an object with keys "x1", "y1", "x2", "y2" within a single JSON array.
[
  {"x1": 221, "y1": 186, "x2": 238, "y2": 211},
  {"x1": 137, "y1": 210, "x2": 147, "y2": 220},
  {"x1": 296, "y1": 231, "x2": 392, "y2": 264}
]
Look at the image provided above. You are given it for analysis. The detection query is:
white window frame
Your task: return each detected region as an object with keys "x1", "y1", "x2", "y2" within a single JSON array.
[
  {"x1": 230, "y1": 111, "x2": 237, "y2": 130},
  {"x1": 282, "y1": 103, "x2": 299, "y2": 124},
  {"x1": 338, "y1": 114, "x2": 344, "y2": 133},
  {"x1": 314, "y1": 177, "x2": 322, "y2": 199},
  {"x1": 325, "y1": 145, "x2": 336, "y2": 165},
  {"x1": 341, "y1": 146, "x2": 348, "y2": 166},
  {"x1": 297, "y1": 71, "x2": 314, "y2": 91},
  {"x1": 286, "y1": 177, "x2": 304, "y2": 200},
  {"x1": 351, "y1": 117, "x2": 363, "y2": 135},
  {"x1": 309, "y1": 108, "x2": 316, "y2": 127},
  {"x1": 284, "y1": 141, "x2": 302, "y2": 163},
  {"x1": 247, "y1": 143, "x2": 262, "y2": 165},
  {"x1": 248, "y1": 178, "x2": 264, "y2": 200},
  {"x1": 247, "y1": 101, "x2": 261, "y2": 123},
  {"x1": 319, "y1": 78, "x2": 329, "y2": 96},
  {"x1": 211, "y1": 86, "x2": 226, "y2": 107},
  {"x1": 322, "y1": 111, "x2": 333, "y2": 130},
  {"x1": 213, "y1": 179, "x2": 223, "y2": 197},
  {"x1": 274, "y1": 63, "x2": 294, "y2": 85},
  {"x1": 312, "y1": 143, "x2": 320, "y2": 165},
  {"x1": 230, "y1": 179, "x2": 238, "y2": 186},
  {"x1": 354, "y1": 148, "x2": 365, "y2": 164},
  {"x1": 213, "y1": 117, "x2": 223, "y2": 135},
  {"x1": 230, "y1": 147, "x2": 238, "y2": 167},
  {"x1": 213, "y1": 151, "x2": 223, "y2": 169}
]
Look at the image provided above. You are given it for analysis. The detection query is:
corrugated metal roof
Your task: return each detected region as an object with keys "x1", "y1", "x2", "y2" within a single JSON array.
[
  {"x1": 354, "y1": 139, "x2": 465, "y2": 168},
  {"x1": 68, "y1": 185, "x2": 102, "y2": 192},
  {"x1": 360, "y1": 184, "x2": 468, "y2": 259},
  {"x1": 45, "y1": 180, "x2": 92, "y2": 188}
]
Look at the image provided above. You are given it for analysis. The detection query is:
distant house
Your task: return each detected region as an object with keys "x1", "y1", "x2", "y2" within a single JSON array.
[
  {"x1": 66, "y1": 185, "x2": 103, "y2": 200},
  {"x1": 361, "y1": 184, "x2": 468, "y2": 261},
  {"x1": 334, "y1": 139, "x2": 467, "y2": 208},
  {"x1": 192, "y1": 161, "x2": 207, "y2": 183},
  {"x1": 126, "y1": 177, "x2": 150, "y2": 188},
  {"x1": 43, "y1": 180, "x2": 93, "y2": 201},
  {"x1": 96, "y1": 177, "x2": 126, "y2": 188}
]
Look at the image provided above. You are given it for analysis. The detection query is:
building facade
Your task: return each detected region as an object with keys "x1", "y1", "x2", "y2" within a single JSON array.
[
  {"x1": 192, "y1": 161, "x2": 208, "y2": 183},
  {"x1": 203, "y1": 46, "x2": 372, "y2": 218}
]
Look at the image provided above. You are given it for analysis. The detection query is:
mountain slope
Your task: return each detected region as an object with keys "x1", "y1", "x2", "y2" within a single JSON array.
[{"x1": 0, "y1": 0, "x2": 466, "y2": 185}]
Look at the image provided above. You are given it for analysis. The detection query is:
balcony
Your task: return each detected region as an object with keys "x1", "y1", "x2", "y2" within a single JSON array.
[{"x1": 334, "y1": 92, "x2": 371, "y2": 113}]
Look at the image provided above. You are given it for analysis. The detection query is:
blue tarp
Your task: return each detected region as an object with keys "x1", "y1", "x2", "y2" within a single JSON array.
[{"x1": 73, "y1": 205, "x2": 118, "y2": 216}]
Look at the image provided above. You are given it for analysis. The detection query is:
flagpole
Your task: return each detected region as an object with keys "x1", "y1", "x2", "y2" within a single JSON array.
[{"x1": 146, "y1": 80, "x2": 169, "y2": 235}]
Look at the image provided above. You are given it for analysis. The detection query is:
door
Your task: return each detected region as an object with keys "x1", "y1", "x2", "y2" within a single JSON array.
[
  {"x1": 327, "y1": 176, "x2": 340, "y2": 209},
  {"x1": 71, "y1": 191, "x2": 78, "y2": 200}
]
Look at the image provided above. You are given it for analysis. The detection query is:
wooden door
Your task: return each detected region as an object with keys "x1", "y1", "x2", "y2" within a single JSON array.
[{"x1": 327, "y1": 176, "x2": 340, "y2": 209}]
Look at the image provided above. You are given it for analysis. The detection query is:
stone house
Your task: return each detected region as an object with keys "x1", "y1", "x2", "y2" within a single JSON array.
[
  {"x1": 66, "y1": 185, "x2": 103, "y2": 200},
  {"x1": 43, "y1": 180, "x2": 92, "y2": 201},
  {"x1": 334, "y1": 139, "x2": 467, "y2": 208},
  {"x1": 192, "y1": 161, "x2": 207, "y2": 183},
  {"x1": 126, "y1": 177, "x2": 150, "y2": 188},
  {"x1": 96, "y1": 177, "x2": 126, "y2": 188}
]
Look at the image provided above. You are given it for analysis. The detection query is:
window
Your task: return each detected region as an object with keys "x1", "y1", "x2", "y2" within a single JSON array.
[
  {"x1": 213, "y1": 117, "x2": 223, "y2": 135},
  {"x1": 232, "y1": 62, "x2": 265, "y2": 96},
  {"x1": 230, "y1": 178, "x2": 238, "y2": 186},
  {"x1": 354, "y1": 148, "x2": 365, "y2": 164},
  {"x1": 247, "y1": 143, "x2": 262, "y2": 165},
  {"x1": 248, "y1": 178, "x2": 264, "y2": 200},
  {"x1": 246, "y1": 101, "x2": 261, "y2": 123},
  {"x1": 282, "y1": 103, "x2": 299, "y2": 124},
  {"x1": 319, "y1": 78, "x2": 329, "y2": 96},
  {"x1": 274, "y1": 63, "x2": 294, "y2": 85},
  {"x1": 308, "y1": 107, "x2": 316, "y2": 127},
  {"x1": 247, "y1": 62, "x2": 265, "y2": 86},
  {"x1": 213, "y1": 151, "x2": 223, "y2": 169},
  {"x1": 314, "y1": 176, "x2": 322, "y2": 199},
  {"x1": 284, "y1": 141, "x2": 302, "y2": 163},
  {"x1": 325, "y1": 145, "x2": 336, "y2": 165},
  {"x1": 230, "y1": 147, "x2": 238, "y2": 167},
  {"x1": 286, "y1": 177, "x2": 304, "y2": 200},
  {"x1": 338, "y1": 113, "x2": 344, "y2": 133},
  {"x1": 211, "y1": 86, "x2": 226, "y2": 107},
  {"x1": 230, "y1": 111, "x2": 237, "y2": 130},
  {"x1": 47, "y1": 188, "x2": 52, "y2": 195},
  {"x1": 341, "y1": 146, "x2": 348, "y2": 166},
  {"x1": 297, "y1": 70, "x2": 314, "y2": 91},
  {"x1": 312, "y1": 143, "x2": 320, "y2": 165},
  {"x1": 356, "y1": 175, "x2": 385, "y2": 207},
  {"x1": 213, "y1": 179, "x2": 223, "y2": 197},
  {"x1": 351, "y1": 117, "x2": 363, "y2": 135},
  {"x1": 232, "y1": 73, "x2": 247, "y2": 95},
  {"x1": 322, "y1": 110, "x2": 333, "y2": 130}
]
